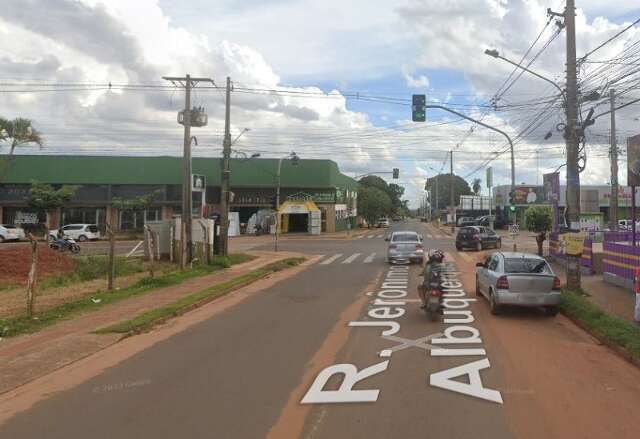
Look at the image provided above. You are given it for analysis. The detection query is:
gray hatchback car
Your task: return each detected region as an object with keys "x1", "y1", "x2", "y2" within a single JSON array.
[
  {"x1": 475, "y1": 252, "x2": 561, "y2": 316},
  {"x1": 385, "y1": 231, "x2": 425, "y2": 264}
]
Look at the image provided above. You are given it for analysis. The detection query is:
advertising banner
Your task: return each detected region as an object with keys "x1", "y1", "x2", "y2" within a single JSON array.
[
  {"x1": 543, "y1": 172, "x2": 560, "y2": 232},
  {"x1": 513, "y1": 186, "x2": 544, "y2": 204},
  {"x1": 627, "y1": 134, "x2": 640, "y2": 186}
]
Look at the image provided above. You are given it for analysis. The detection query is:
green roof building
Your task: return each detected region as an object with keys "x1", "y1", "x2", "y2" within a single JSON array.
[{"x1": 0, "y1": 155, "x2": 359, "y2": 234}]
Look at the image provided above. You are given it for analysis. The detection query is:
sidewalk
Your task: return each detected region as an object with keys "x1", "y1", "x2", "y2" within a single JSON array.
[
  {"x1": 0, "y1": 250, "x2": 302, "y2": 395},
  {"x1": 551, "y1": 261, "x2": 637, "y2": 324}
]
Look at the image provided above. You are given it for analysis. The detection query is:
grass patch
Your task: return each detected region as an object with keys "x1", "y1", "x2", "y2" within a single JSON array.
[
  {"x1": 98, "y1": 257, "x2": 305, "y2": 334},
  {"x1": 560, "y1": 287, "x2": 640, "y2": 361},
  {"x1": 39, "y1": 256, "x2": 145, "y2": 290},
  {"x1": 0, "y1": 253, "x2": 257, "y2": 338}
]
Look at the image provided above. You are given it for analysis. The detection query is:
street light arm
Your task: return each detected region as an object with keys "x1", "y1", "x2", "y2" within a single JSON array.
[
  {"x1": 424, "y1": 104, "x2": 516, "y2": 191},
  {"x1": 484, "y1": 49, "x2": 565, "y2": 97}
]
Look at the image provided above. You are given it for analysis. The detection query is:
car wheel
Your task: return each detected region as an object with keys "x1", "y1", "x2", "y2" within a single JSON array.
[
  {"x1": 489, "y1": 291, "x2": 501, "y2": 315},
  {"x1": 496, "y1": 239, "x2": 502, "y2": 249},
  {"x1": 476, "y1": 242, "x2": 483, "y2": 252},
  {"x1": 456, "y1": 244, "x2": 462, "y2": 251},
  {"x1": 545, "y1": 306, "x2": 559, "y2": 317},
  {"x1": 78, "y1": 235, "x2": 88, "y2": 242}
]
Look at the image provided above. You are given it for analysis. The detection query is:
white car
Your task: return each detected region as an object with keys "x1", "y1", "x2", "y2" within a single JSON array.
[
  {"x1": 49, "y1": 224, "x2": 101, "y2": 242},
  {"x1": 0, "y1": 224, "x2": 26, "y2": 242}
]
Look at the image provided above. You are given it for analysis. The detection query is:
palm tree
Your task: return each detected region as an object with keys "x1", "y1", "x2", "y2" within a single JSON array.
[
  {"x1": 1, "y1": 117, "x2": 43, "y2": 180},
  {"x1": 472, "y1": 178, "x2": 482, "y2": 195}
]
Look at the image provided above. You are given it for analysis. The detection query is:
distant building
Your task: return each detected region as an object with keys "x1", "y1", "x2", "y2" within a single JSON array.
[{"x1": 0, "y1": 155, "x2": 359, "y2": 234}]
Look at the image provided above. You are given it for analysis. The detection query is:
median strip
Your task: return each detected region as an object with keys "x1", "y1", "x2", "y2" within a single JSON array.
[
  {"x1": 560, "y1": 288, "x2": 640, "y2": 367},
  {"x1": 97, "y1": 257, "x2": 306, "y2": 335}
]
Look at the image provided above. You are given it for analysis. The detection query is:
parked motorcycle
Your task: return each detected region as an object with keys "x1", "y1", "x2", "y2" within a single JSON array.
[{"x1": 50, "y1": 238, "x2": 81, "y2": 254}]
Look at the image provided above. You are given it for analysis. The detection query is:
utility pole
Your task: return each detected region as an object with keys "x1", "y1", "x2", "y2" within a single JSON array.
[
  {"x1": 162, "y1": 74, "x2": 214, "y2": 269},
  {"x1": 450, "y1": 150, "x2": 455, "y2": 233},
  {"x1": 564, "y1": 0, "x2": 582, "y2": 289},
  {"x1": 610, "y1": 88, "x2": 619, "y2": 231},
  {"x1": 219, "y1": 76, "x2": 232, "y2": 256}
]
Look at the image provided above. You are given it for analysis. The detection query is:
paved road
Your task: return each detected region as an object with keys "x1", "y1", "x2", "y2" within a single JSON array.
[{"x1": 1, "y1": 220, "x2": 639, "y2": 438}]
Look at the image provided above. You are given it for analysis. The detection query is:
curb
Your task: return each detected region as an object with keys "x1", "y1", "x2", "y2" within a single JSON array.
[{"x1": 559, "y1": 309, "x2": 640, "y2": 370}]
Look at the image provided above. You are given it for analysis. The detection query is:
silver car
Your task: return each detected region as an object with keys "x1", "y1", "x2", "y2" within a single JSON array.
[
  {"x1": 385, "y1": 231, "x2": 425, "y2": 264},
  {"x1": 475, "y1": 252, "x2": 561, "y2": 316}
]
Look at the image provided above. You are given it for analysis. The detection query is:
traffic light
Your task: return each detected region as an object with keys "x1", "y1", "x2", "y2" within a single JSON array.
[
  {"x1": 508, "y1": 190, "x2": 516, "y2": 212},
  {"x1": 412, "y1": 94, "x2": 426, "y2": 122},
  {"x1": 392, "y1": 168, "x2": 399, "y2": 179}
]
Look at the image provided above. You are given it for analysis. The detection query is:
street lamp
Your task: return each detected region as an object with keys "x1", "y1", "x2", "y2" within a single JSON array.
[{"x1": 275, "y1": 152, "x2": 299, "y2": 251}]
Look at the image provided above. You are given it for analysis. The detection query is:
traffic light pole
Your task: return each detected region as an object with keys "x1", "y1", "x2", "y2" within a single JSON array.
[{"x1": 423, "y1": 104, "x2": 516, "y2": 224}]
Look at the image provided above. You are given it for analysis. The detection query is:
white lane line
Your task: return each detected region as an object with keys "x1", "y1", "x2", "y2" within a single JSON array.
[
  {"x1": 363, "y1": 253, "x2": 376, "y2": 263},
  {"x1": 367, "y1": 235, "x2": 374, "y2": 239},
  {"x1": 320, "y1": 254, "x2": 343, "y2": 265},
  {"x1": 457, "y1": 251, "x2": 472, "y2": 262},
  {"x1": 342, "y1": 253, "x2": 362, "y2": 264}
]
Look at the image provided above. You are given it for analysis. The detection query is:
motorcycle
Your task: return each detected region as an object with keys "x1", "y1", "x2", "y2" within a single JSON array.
[
  {"x1": 50, "y1": 237, "x2": 81, "y2": 254},
  {"x1": 425, "y1": 280, "x2": 443, "y2": 321}
]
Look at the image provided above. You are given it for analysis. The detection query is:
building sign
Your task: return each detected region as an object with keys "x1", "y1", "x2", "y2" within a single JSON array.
[
  {"x1": 15, "y1": 211, "x2": 39, "y2": 224},
  {"x1": 562, "y1": 232, "x2": 585, "y2": 256},
  {"x1": 192, "y1": 174, "x2": 206, "y2": 192},
  {"x1": 486, "y1": 167, "x2": 493, "y2": 188},
  {"x1": 627, "y1": 134, "x2": 640, "y2": 186},
  {"x1": 513, "y1": 186, "x2": 544, "y2": 204}
]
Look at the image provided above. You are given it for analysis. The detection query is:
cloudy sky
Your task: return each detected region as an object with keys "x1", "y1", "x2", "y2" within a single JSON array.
[{"x1": 1, "y1": 0, "x2": 639, "y2": 207}]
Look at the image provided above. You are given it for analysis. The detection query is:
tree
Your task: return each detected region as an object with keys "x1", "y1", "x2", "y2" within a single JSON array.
[
  {"x1": 525, "y1": 206, "x2": 553, "y2": 256},
  {"x1": 358, "y1": 176, "x2": 407, "y2": 217},
  {"x1": 358, "y1": 186, "x2": 392, "y2": 227},
  {"x1": 424, "y1": 174, "x2": 472, "y2": 212},
  {"x1": 27, "y1": 181, "x2": 77, "y2": 240},
  {"x1": 1, "y1": 118, "x2": 43, "y2": 180},
  {"x1": 472, "y1": 178, "x2": 482, "y2": 196}
]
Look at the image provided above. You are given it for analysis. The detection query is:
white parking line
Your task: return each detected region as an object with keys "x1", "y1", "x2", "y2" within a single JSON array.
[
  {"x1": 363, "y1": 253, "x2": 376, "y2": 263},
  {"x1": 342, "y1": 253, "x2": 362, "y2": 264},
  {"x1": 320, "y1": 254, "x2": 343, "y2": 265}
]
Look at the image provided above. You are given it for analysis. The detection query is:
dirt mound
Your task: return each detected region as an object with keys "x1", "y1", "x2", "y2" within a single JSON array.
[{"x1": 0, "y1": 244, "x2": 76, "y2": 285}]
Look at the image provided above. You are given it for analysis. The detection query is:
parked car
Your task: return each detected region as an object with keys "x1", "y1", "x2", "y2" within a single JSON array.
[
  {"x1": 49, "y1": 224, "x2": 101, "y2": 242},
  {"x1": 456, "y1": 226, "x2": 501, "y2": 251},
  {"x1": 475, "y1": 252, "x2": 561, "y2": 316},
  {"x1": 457, "y1": 216, "x2": 475, "y2": 227},
  {"x1": 0, "y1": 224, "x2": 26, "y2": 242},
  {"x1": 377, "y1": 218, "x2": 390, "y2": 228},
  {"x1": 385, "y1": 231, "x2": 424, "y2": 264},
  {"x1": 475, "y1": 215, "x2": 496, "y2": 227}
]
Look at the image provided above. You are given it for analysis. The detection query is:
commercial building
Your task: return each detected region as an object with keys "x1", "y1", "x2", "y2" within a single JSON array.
[
  {"x1": 493, "y1": 184, "x2": 638, "y2": 228},
  {"x1": 0, "y1": 155, "x2": 359, "y2": 234}
]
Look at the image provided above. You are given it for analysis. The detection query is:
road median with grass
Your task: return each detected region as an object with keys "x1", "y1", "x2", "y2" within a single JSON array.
[
  {"x1": 98, "y1": 257, "x2": 305, "y2": 335},
  {"x1": 560, "y1": 287, "x2": 640, "y2": 368}
]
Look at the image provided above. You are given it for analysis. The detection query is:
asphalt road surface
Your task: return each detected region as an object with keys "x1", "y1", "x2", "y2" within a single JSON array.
[{"x1": 1, "y1": 219, "x2": 639, "y2": 438}]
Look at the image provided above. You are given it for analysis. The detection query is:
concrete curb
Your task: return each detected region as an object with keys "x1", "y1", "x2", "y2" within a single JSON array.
[{"x1": 559, "y1": 308, "x2": 640, "y2": 370}]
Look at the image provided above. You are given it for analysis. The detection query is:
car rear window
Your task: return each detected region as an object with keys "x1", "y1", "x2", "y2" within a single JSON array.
[
  {"x1": 458, "y1": 227, "x2": 477, "y2": 236},
  {"x1": 504, "y1": 258, "x2": 551, "y2": 274},
  {"x1": 87, "y1": 225, "x2": 98, "y2": 232},
  {"x1": 392, "y1": 233, "x2": 418, "y2": 242}
]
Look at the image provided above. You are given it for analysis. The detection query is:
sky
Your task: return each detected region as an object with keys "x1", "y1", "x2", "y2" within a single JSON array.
[{"x1": 1, "y1": 0, "x2": 639, "y2": 207}]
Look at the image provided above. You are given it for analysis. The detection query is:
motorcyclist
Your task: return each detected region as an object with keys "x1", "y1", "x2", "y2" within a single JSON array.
[
  {"x1": 55, "y1": 228, "x2": 69, "y2": 250},
  {"x1": 418, "y1": 249, "x2": 445, "y2": 308}
]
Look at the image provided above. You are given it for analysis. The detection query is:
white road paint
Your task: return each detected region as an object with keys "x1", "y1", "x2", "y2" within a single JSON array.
[
  {"x1": 320, "y1": 254, "x2": 343, "y2": 265},
  {"x1": 363, "y1": 253, "x2": 376, "y2": 263},
  {"x1": 377, "y1": 234, "x2": 385, "y2": 238},
  {"x1": 457, "y1": 252, "x2": 472, "y2": 262},
  {"x1": 367, "y1": 235, "x2": 374, "y2": 239},
  {"x1": 354, "y1": 235, "x2": 364, "y2": 240},
  {"x1": 342, "y1": 253, "x2": 361, "y2": 264}
]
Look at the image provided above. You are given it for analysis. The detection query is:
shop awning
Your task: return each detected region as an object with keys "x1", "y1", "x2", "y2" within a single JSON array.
[{"x1": 278, "y1": 200, "x2": 320, "y2": 214}]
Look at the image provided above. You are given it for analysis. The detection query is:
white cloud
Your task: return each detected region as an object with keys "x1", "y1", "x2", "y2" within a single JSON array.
[{"x1": 402, "y1": 65, "x2": 430, "y2": 89}]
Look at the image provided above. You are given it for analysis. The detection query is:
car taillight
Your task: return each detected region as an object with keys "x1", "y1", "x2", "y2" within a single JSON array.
[
  {"x1": 430, "y1": 289, "x2": 440, "y2": 297},
  {"x1": 496, "y1": 276, "x2": 509, "y2": 289},
  {"x1": 553, "y1": 276, "x2": 561, "y2": 290}
]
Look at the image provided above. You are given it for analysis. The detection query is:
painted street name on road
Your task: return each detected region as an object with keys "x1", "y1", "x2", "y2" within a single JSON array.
[
  {"x1": 301, "y1": 265, "x2": 409, "y2": 404},
  {"x1": 428, "y1": 262, "x2": 503, "y2": 404}
]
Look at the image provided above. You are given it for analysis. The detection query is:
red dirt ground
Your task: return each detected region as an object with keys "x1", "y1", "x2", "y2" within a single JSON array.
[{"x1": 0, "y1": 245, "x2": 76, "y2": 285}]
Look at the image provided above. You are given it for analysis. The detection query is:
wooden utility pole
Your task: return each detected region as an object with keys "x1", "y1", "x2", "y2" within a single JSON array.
[
  {"x1": 610, "y1": 88, "x2": 619, "y2": 231},
  {"x1": 106, "y1": 223, "x2": 115, "y2": 291},
  {"x1": 25, "y1": 233, "x2": 38, "y2": 317},
  {"x1": 450, "y1": 150, "x2": 455, "y2": 233},
  {"x1": 162, "y1": 74, "x2": 214, "y2": 268},
  {"x1": 219, "y1": 77, "x2": 232, "y2": 256}
]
